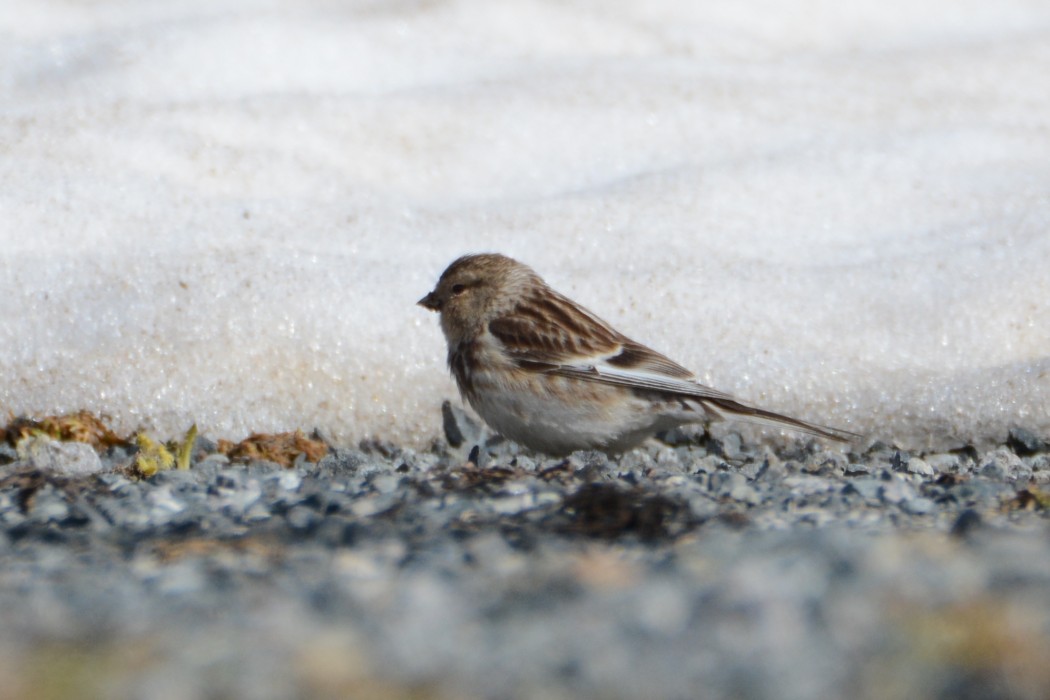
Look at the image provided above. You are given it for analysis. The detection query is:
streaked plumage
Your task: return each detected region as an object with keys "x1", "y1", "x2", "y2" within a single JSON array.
[{"x1": 419, "y1": 253, "x2": 857, "y2": 455}]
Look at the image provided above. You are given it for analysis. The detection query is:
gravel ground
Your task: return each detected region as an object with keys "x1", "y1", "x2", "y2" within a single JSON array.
[{"x1": 1, "y1": 411, "x2": 1049, "y2": 700}]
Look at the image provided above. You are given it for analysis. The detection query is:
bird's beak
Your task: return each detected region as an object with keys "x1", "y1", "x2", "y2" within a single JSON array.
[{"x1": 417, "y1": 291, "x2": 441, "y2": 311}]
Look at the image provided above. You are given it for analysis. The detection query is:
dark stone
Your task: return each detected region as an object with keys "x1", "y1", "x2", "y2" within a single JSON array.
[
  {"x1": 950, "y1": 509, "x2": 982, "y2": 538},
  {"x1": 442, "y1": 400, "x2": 481, "y2": 448},
  {"x1": 843, "y1": 479, "x2": 882, "y2": 502},
  {"x1": 656, "y1": 426, "x2": 706, "y2": 448},
  {"x1": 557, "y1": 482, "x2": 691, "y2": 541},
  {"x1": 844, "y1": 463, "x2": 870, "y2": 477},
  {"x1": 358, "y1": 439, "x2": 400, "y2": 458},
  {"x1": 1007, "y1": 427, "x2": 1047, "y2": 456},
  {"x1": 979, "y1": 462, "x2": 1005, "y2": 480},
  {"x1": 891, "y1": 450, "x2": 909, "y2": 471},
  {"x1": 711, "y1": 433, "x2": 744, "y2": 461},
  {"x1": 950, "y1": 444, "x2": 980, "y2": 465},
  {"x1": 0, "y1": 443, "x2": 17, "y2": 465}
]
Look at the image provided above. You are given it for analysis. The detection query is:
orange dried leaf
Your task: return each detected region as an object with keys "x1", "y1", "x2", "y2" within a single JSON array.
[
  {"x1": 5, "y1": 411, "x2": 125, "y2": 449},
  {"x1": 224, "y1": 430, "x2": 328, "y2": 468}
]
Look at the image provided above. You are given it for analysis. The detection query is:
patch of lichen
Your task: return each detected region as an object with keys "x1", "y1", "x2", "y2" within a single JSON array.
[
  {"x1": 217, "y1": 429, "x2": 328, "y2": 468},
  {"x1": 2, "y1": 414, "x2": 329, "y2": 475},
  {"x1": 0, "y1": 414, "x2": 198, "y2": 478},
  {"x1": 129, "y1": 425, "x2": 200, "y2": 478},
  {"x1": 4, "y1": 411, "x2": 126, "y2": 450},
  {"x1": 131, "y1": 434, "x2": 175, "y2": 478}
]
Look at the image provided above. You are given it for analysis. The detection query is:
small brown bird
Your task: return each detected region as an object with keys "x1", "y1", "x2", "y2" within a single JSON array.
[{"x1": 419, "y1": 253, "x2": 856, "y2": 455}]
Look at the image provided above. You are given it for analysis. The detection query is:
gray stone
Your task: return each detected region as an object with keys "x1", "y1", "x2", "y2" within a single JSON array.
[
  {"x1": 17, "y1": 436, "x2": 103, "y2": 475},
  {"x1": 97, "y1": 472, "x2": 136, "y2": 494},
  {"x1": 906, "y1": 457, "x2": 934, "y2": 477},
  {"x1": 286, "y1": 505, "x2": 318, "y2": 530},
  {"x1": 862, "y1": 441, "x2": 898, "y2": 465},
  {"x1": 783, "y1": 475, "x2": 833, "y2": 497},
  {"x1": 1008, "y1": 426, "x2": 1047, "y2": 456},
  {"x1": 687, "y1": 494, "x2": 719, "y2": 519},
  {"x1": 729, "y1": 483, "x2": 760, "y2": 506},
  {"x1": 657, "y1": 425, "x2": 706, "y2": 447},
  {"x1": 740, "y1": 450, "x2": 778, "y2": 480},
  {"x1": 152, "y1": 468, "x2": 201, "y2": 486},
  {"x1": 879, "y1": 478, "x2": 916, "y2": 504},
  {"x1": 693, "y1": 454, "x2": 727, "y2": 475},
  {"x1": 980, "y1": 447, "x2": 1025, "y2": 480},
  {"x1": 274, "y1": 471, "x2": 302, "y2": 491},
  {"x1": 807, "y1": 451, "x2": 847, "y2": 475},
  {"x1": 753, "y1": 456, "x2": 787, "y2": 482},
  {"x1": 154, "y1": 561, "x2": 207, "y2": 595},
  {"x1": 489, "y1": 491, "x2": 539, "y2": 515},
  {"x1": 147, "y1": 486, "x2": 187, "y2": 516},
  {"x1": 29, "y1": 487, "x2": 70, "y2": 523},
  {"x1": 712, "y1": 432, "x2": 745, "y2": 461},
  {"x1": 315, "y1": 448, "x2": 369, "y2": 475},
  {"x1": 350, "y1": 495, "x2": 386, "y2": 518},
  {"x1": 213, "y1": 469, "x2": 247, "y2": 490},
  {"x1": 891, "y1": 450, "x2": 910, "y2": 471},
  {"x1": 710, "y1": 471, "x2": 746, "y2": 495},
  {"x1": 900, "y1": 497, "x2": 935, "y2": 515},
  {"x1": 979, "y1": 461, "x2": 1006, "y2": 480},
  {"x1": 704, "y1": 471, "x2": 761, "y2": 504},
  {"x1": 950, "y1": 508, "x2": 983, "y2": 538},
  {"x1": 244, "y1": 502, "x2": 272, "y2": 522},
  {"x1": 370, "y1": 473, "x2": 401, "y2": 495},
  {"x1": 214, "y1": 478, "x2": 263, "y2": 515},
  {"x1": 0, "y1": 443, "x2": 18, "y2": 464},
  {"x1": 924, "y1": 453, "x2": 960, "y2": 474},
  {"x1": 512, "y1": 455, "x2": 537, "y2": 472},
  {"x1": 949, "y1": 480, "x2": 1013, "y2": 506},
  {"x1": 843, "y1": 478, "x2": 883, "y2": 503},
  {"x1": 196, "y1": 453, "x2": 230, "y2": 469}
]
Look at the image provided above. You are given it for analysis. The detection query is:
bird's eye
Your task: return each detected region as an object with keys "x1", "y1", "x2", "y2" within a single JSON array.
[{"x1": 450, "y1": 283, "x2": 466, "y2": 295}]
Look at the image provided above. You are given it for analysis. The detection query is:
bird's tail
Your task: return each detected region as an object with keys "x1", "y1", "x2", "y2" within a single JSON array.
[{"x1": 703, "y1": 397, "x2": 860, "y2": 443}]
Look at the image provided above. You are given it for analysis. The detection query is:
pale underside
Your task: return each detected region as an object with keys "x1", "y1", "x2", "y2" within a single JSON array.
[{"x1": 466, "y1": 365, "x2": 709, "y2": 455}]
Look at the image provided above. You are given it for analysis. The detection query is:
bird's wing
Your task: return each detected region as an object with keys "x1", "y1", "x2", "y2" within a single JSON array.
[
  {"x1": 487, "y1": 289, "x2": 858, "y2": 442},
  {"x1": 487, "y1": 289, "x2": 737, "y2": 402},
  {"x1": 549, "y1": 360, "x2": 738, "y2": 402}
]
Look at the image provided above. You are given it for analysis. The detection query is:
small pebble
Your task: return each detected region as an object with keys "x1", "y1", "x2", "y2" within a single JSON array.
[
  {"x1": 370, "y1": 474, "x2": 400, "y2": 495},
  {"x1": 1008, "y1": 426, "x2": 1047, "y2": 456},
  {"x1": 843, "y1": 478, "x2": 882, "y2": 503},
  {"x1": 924, "y1": 453, "x2": 960, "y2": 474},
  {"x1": 906, "y1": 457, "x2": 933, "y2": 477},
  {"x1": 879, "y1": 478, "x2": 916, "y2": 505},
  {"x1": 29, "y1": 488, "x2": 70, "y2": 523},
  {"x1": 901, "y1": 497, "x2": 935, "y2": 515},
  {"x1": 950, "y1": 509, "x2": 983, "y2": 538},
  {"x1": 17, "y1": 436, "x2": 104, "y2": 475}
]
